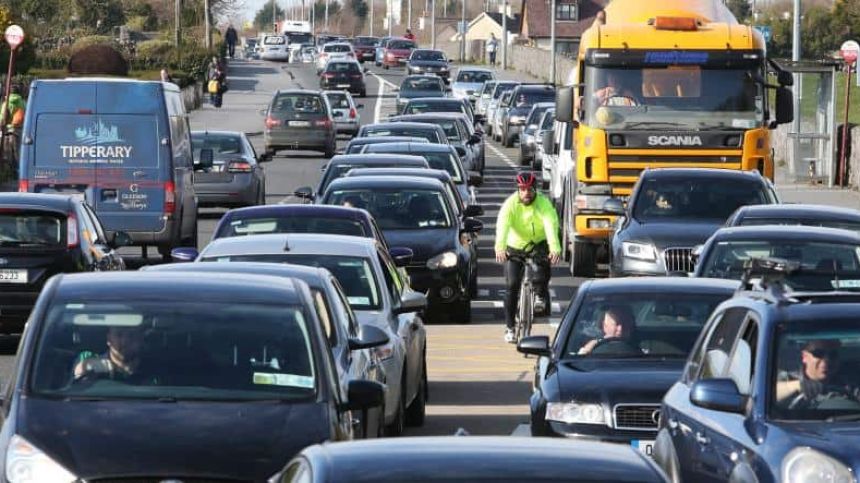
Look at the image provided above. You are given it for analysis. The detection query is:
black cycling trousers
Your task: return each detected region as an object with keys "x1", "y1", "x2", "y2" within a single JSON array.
[{"x1": 504, "y1": 242, "x2": 550, "y2": 329}]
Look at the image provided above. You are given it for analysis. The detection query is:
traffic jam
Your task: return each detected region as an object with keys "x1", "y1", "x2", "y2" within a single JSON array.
[{"x1": 4, "y1": 1, "x2": 860, "y2": 481}]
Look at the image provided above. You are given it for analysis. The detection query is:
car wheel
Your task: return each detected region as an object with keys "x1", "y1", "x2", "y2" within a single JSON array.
[
  {"x1": 571, "y1": 241, "x2": 596, "y2": 278},
  {"x1": 383, "y1": 64, "x2": 389, "y2": 70},
  {"x1": 503, "y1": 133, "x2": 513, "y2": 148},
  {"x1": 405, "y1": 353, "x2": 427, "y2": 427},
  {"x1": 385, "y1": 372, "x2": 407, "y2": 436},
  {"x1": 518, "y1": 148, "x2": 528, "y2": 166},
  {"x1": 469, "y1": 272, "x2": 478, "y2": 298},
  {"x1": 452, "y1": 298, "x2": 471, "y2": 324},
  {"x1": 323, "y1": 141, "x2": 335, "y2": 158}
]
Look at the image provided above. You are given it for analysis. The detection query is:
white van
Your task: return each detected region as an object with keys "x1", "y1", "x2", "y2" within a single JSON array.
[{"x1": 259, "y1": 34, "x2": 289, "y2": 61}]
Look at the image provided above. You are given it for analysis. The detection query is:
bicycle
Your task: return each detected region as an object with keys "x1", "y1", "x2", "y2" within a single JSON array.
[{"x1": 510, "y1": 251, "x2": 546, "y2": 344}]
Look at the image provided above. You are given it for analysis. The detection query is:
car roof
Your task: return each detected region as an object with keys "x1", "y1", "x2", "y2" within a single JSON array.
[
  {"x1": 52, "y1": 272, "x2": 305, "y2": 305},
  {"x1": 274, "y1": 89, "x2": 324, "y2": 96},
  {"x1": 582, "y1": 277, "x2": 740, "y2": 295},
  {"x1": 641, "y1": 168, "x2": 764, "y2": 180},
  {"x1": 347, "y1": 168, "x2": 452, "y2": 182},
  {"x1": 328, "y1": 154, "x2": 428, "y2": 165},
  {"x1": 144, "y1": 262, "x2": 331, "y2": 289},
  {"x1": 412, "y1": 48, "x2": 443, "y2": 53},
  {"x1": 362, "y1": 122, "x2": 444, "y2": 130},
  {"x1": 733, "y1": 203, "x2": 860, "y2": 221},
  {"x1": 324, "y1": 42, "x2": 352, "y2": 47},
  {"x1": 532, "y1": 102, "x2": 555, "y2": 108},
  {"x1": 403, "y1": 98, "x2": 463, "y2": 104},
  {"x1": 363, "y1": 142, "x2": 453, "y2": 153},
  {"x1": 301, "y1": 437, "x2": 663, "y2": 481},
  {"x1": 0, "y1": 193, "x2": 73, "y2": 211},
  {"x1": 191, "y1": 130, "x2": 246, "y2": 138},
  {"x1": 711, "y1": 225, "x2": 860, "y2": 243},
  {"x1": 403, "y1": 75, "x2": 444, "y2": 80},
  {"x1": 327, "y1": 175, "x2": 446, "y2": 191},
  {"x1": 200, "y1": 234, "x2": 378, "y2": 259},
  {"x1": 222, "y1": 204, "x2": 371, "y2": 222},
  {"x1": 457, "y1": 68, "x2": 493, "y2": 73},
  {"x1": 346, "y1": 136, "x2": 428, "y2": 145},
  {"x1": 515, "y1": 84, "x2": 555, "y2": 91}
]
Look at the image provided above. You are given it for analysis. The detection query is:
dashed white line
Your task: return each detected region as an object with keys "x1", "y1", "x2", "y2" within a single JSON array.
[
  {"x1": 487, "y1": 143, "x2": 519, "y2": 169},
  {"x1": 373, "y1": 74, "x2": 386, "y2": 123}
]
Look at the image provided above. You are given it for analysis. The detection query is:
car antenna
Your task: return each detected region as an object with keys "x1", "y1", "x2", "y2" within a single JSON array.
[{"x1": 283, "y1": 238, "x2": 290, "y2": 252}]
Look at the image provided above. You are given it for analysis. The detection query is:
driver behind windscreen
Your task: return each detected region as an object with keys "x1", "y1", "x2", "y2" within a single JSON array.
[
  {"x1": 578, "y1": 305, "x2": 639, "y2": 355},
  {"x1": 593, "y1": 71, "x2": 640, "y2": 107},
  {"x1": 775, "y1": 339, "x2": 860, "y2": 409}
]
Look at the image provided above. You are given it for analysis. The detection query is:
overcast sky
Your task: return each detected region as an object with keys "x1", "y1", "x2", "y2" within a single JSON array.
[{"x1": 237, "y1": 0, "x2": 311, "y2": 23}]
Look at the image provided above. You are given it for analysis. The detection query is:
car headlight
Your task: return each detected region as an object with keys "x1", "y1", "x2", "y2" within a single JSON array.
[
  {"x1": 427, "y1": 251, "x2": 459, "y2": 270},
  {"x1": 440, "y1": 67, "x2": 449, "y2": 72},
  {"x1": 782, "y1": 447, "x2": 855, "y2": 483},
  {"x1": 373, "y1": 341, "x2": 396, "y2": 361},
  {"x1": 6, "y1": 435, "x2": 77, "y2": 483},
  {"x1": 509, "y1": 115, "x2": 526, "y2": 125},
  {"x1": 545, "y1": 402, "x2": 607, "y2": 426},
  {"x1": 621, "y1": 241, "x2": 657, "y2": 261}
]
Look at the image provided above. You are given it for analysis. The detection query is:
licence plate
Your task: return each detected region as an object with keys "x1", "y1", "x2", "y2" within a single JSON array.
[
  {"x1": 0, "y1": 270, "x2": 28, "y2": 284},
  {"x1": 337, "y1": 84, "x2": 350, "y2": 88},
  {"x1": 289, "y1": 121, "x2": 311, "y2": 127},
  {"x1": 632, "y1": 439, "x2": 655, "y2": 457}
]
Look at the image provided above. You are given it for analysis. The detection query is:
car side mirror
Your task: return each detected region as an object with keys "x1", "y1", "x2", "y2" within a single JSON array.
[
  {"x1": 469, "y1": 133, "x2": 481, "y2": 145},
  {"x1": 294, "y1": 186, "x2": 314, "y2": 200},
  {"x1": 342, "y1": 380, "x2": 386, "y2": 411},
  {"x1": 348, "y1": 325, "x2": 389, "y2": 350},
  {"x1": 603, "y1": 198, "x2": 625, "y2": 216},
  {"x1": 464, "y1": 204, "x2": 484, "y2": 217},
  {"x1": 542, "y1": 130, "x2": 555, "y2": 155},
  {"x1": 109, "y1": 231, "x2": 132, "y2": 249},
  {"x1": 517, "y1": 335, "x2": 552, "y2": 357},
  {"x1": 196, "y1": 148, "x2": 214, "y2": 169},
  {"x1": 394, "y1": 291, "x2": 428, "y2": 315},
  {"x1": 455, "y1": 146, "x2": 467, "y2": 157},
  {"x1": 170, "y1": 247, "x2": 199, "y2": 263},
  {"x1": 462, "y1": 218, "x2": 483, "y2": 233},
  {"x1": 467, "y1": 171, "x2": 483, "y2": 187},
  {"x1": 690, "y1": 378, "x2": 747, "y2": 414},
  {"x1": 774, "y1": 86, "x2": 794, "y2": 126},
  {"x1": 389, "y1": 246, "x2": 414, "y2": 267}
]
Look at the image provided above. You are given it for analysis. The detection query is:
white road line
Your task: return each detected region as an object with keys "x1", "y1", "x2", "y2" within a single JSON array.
[
  {"x1": 510, "y1": 424, "x2": 531, "y2": 437},
  {"x1": 472, "y1": 299, "x2": 563, "y2": 314},
  {"x1": 370, "y1": 71, "x2": 398, "y2": 89},
  {"x1": 487, "y1": 143, "x2": 519, "y2": 169},
  {"x1": 373, "y1": 74, "x2": 385, "y2": 123}
]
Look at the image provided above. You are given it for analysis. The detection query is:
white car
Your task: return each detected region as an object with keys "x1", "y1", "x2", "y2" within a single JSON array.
[
  {"x1": 317, "y1": 42, "x2": 356, "y2": 73},
  {"x1": 450, "y1": 68, "x2": 495, "y2": 105},
  {"x1": 259, "y1": 34, "x2": 290, "y2": 61},
  {"x1": 324, "y1": 90, "x2": 363, "y2": 136}
]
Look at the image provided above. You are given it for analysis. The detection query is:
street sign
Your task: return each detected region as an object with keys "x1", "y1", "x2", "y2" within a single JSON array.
[
  {"x1": 840, "y1": 40, "x2": 860, "y2": 64},
  {"x1": 754, "y1": 25, "x2": 772, "y2": 44},
  {"x1": 4, "y1": 25, "x2": 24, "y2": 49}
]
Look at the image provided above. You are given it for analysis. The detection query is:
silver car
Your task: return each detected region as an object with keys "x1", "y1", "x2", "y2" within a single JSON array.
[
  {"x1": 450, "y1": 68, "x2": 495, "y2": 105},
  {"x1": 492, "y1": 90, "x2": 514, "y2": 142},
  {"x1": 323, "y1": 90, "x2": 362, "y2": 136},
  {"x1": 317, "y1": 42, "x2": 356, "y2": 73},
  {"x1": 484, "y1": 81, "x2": 518, "y2": 137},
  {"x1": 191, "y1": 131, "x2": 269, "y2": 208},
  {"x1": 474, "y1": 80, "x2": 497, "y2": 119},
  {"x1": 195, "y1": 234, "x2": 429, "y2": 436}
]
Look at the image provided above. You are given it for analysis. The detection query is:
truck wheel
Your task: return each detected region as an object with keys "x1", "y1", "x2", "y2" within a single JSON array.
[{"x1": 571, "y1": 241, "x2": 596, "y2": 278}]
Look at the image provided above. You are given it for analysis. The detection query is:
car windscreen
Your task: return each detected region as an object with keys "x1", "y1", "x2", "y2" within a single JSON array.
[
  {"x1": 202, "y1": 255, "x2": 381, "y2": 310},
  {"x1": 456, "y1": 71, "x2": 494, "y2": 83},
  {"x1": 326, "y1": 188, "x2": 453, "y2": 230},
  {"x1": 404, "y1": 102, "x2": 464, "y2": 116},
  {"x1": 562, "y1": 292, "x2": 729, "y2": 359},
  {"x1": 411, "y1": 50, "x2": 445, "y2": 61},
  {"x1": 0, "y1": 211, "x2": 65, "y2": 247},
  {"x1": 215, "y1": 216, "x2": 367, "y2": 239},
  {"x1": 402, "y1": 78, "x2": 444, "y2": 92},
  {"x1": 388, "y1": 40, "x2": 415, "y2": 50},
  {"x1": 271, "y1": 94, "x2": 325, "y2": 114},
  {"x1": 493, "y1": 83, "x2": 517, "y2": 99},
  {"x1": 423, "y1": 153, "x2": 462, "y2": 182},
  {"x1": 540, "y1": 110, "x2": 556, "y2": 130},
  {"x1": 699, "y1": 240, "x2": 860, "y2": 283},
  {"x1": 481, "y1": 82, "x2": 496, "y2": 96},
  {"x1": 264, "y1": 36, "x2": 286, "y2": 45},
  {"x1": 737, "y1": 217, "x2": 860, "y2": 235},
  {"x1": 632, "y1": 177, "x2": 770, "y2": 222},
  {"x1": 363, "y1": 127, "x2": 441, "y2": 143},
  {"x1": 527, "y1": 106, "x2": 551, "y2": 126},
  {"x1": 512, "y1": 90, "x2": 556, "y2": 107},
  {"x1": 771, "y1": 319, "x2": 860, "y2": 421},
  {"x1": 30, "y1": 301, "x2": 316, "y2": 401}
]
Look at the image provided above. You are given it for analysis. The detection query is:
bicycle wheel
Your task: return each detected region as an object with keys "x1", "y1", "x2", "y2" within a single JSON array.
[
  {"x1": 521, "y1": 282, "x2": 534, "y2": 340},
  {"x1": 515, "y1": 280, "x2": 527, "y2": 342}
]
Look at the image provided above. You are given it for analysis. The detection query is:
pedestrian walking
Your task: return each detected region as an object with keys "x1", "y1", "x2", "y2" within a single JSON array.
[
  {"x1": 207, "y1": 57, "x2": 227, "y2": 108},
  {"x1": 225, "y1": 25, "x2": 239, "y2": 59},
  {"x1": 486, "y1": 33, "x2": 498, "y2": 66}
]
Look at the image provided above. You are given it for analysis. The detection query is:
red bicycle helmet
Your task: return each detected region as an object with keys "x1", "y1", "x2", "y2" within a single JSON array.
[{"x1": 516, "y1": 172, "x2": 537, "y2": 189}]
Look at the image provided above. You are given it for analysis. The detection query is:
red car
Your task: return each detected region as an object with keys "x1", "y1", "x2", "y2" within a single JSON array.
[
  {"x1": 352, "y1": 36, "x2": 380, "y2": 63},
  {"x1": 382, "y1": 38, "x2": 417, "y2": 69}
]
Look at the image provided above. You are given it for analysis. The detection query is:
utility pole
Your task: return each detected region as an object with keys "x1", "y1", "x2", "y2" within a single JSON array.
[
  {"x1": 388, "y1": 0, "x2": 393, "y2": 36},
  {"x1": 370, "y1": 0, "x2": 374, "y2": 36},
  {"x1": 272, "y1": 0, "x2": 277, "y2": 32},
  {"x1": 791, "y1": 0, "x2": 801, "y2": 176},
  {"x1": 550, "y1": 0, "x2": 556, "y2": 84},
  {"x1": 431, "y1": 0, "x2": 436, "y2": 48},
  {"x1": 325, "y1": 0, "x2": 329, "y2": 31},
  {"x1": 460, "y1": 0, "x2": 466, "y2": 62},
  {"x1": 204, "y1": 0, "x2": 211, "y2": 49},
  {"x1": 501, "y1": 0, "x2": 507, "y2": 69},
  {"x1": 174, "y1": 0, "x2": 181, "y2": 46},
  {"x1": 408, "y1": 0, "x2": 413, "y2": 34}
]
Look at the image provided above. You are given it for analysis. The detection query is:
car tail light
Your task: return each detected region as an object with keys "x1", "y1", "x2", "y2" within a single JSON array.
[
  {"x1": 265, "y1": 116, "x2": 281, "y2": 128},
  {"x1": 228, "y1": 161, "x2": 253, "y2": 173},
  {"x1": 67, "y1": 213, "x2": 79, "y2": 248},
  {"x1": 18, "y1": 179, "x2": 29, "y2": 192},
  {"x1": 322, "y1": 72, "x2": 335, "y2": 79},
  {"x1": 349, "y1": 108, "x2": 357, "y2": 119},
  {"x1": 164, "y1": 181, "x2": 176, "y2": 216},
  {"x1": 314, "y1": 119, "x2": 332, "y2": 128}
]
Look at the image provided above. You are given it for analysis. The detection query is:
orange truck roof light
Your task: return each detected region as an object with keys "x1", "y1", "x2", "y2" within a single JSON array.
[{"x1": 653, "y1": 16, "x2": 698, "y2": 31}]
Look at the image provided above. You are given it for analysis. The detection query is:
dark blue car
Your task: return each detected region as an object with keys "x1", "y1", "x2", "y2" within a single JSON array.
[
  {"x1": 654, "y1": 260, "x2": 860, "y2": 483},
  {"x1": 0, "y1": 272, "x2": 384, "y2": 481}
]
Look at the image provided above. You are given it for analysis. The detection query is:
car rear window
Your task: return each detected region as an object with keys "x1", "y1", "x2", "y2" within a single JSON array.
[
  {"x1": 402, "y1": 78, "x2": 444, "y2": 92},
  {"x1": 354, "y1": 37, "x2": 379, "y2": 46},
  {"x1": 217, "y1": 216, "x2": 367, "y2": 239},
  {"x1": 271, "y1": 94, "x2": 325, "y2": 114},
  {"x1": 388, "y1": 40, "x2": 416, "y2": 50},
  {"x1": 325, "y1": 93, "x2": 351, "y2": 109},
  {"x1": 264, "y1": 36, "x2": 286, "y2": 45},
  {"x1": 34, "y1": 114, "x2": 160, "y2": 168},
  {"x1": 456, "y1": 71, "x2": 494, "y2": 83},
  {"x1": 325, "y1": 44, "x2": 352, "y2": 53},
  {"x1": 364, "y1": 127, "x2": 441, "y2": 143},
  {"x1": 404, "y1": 102, "x2": 464, "y2": 116},
  {"x1": 191, "y1": 134, "x2": 244, "y2": 157},
  {"x1": 0, "y1": 211, "x2": 65, "y2": 247},
  {"x1": 327, "y1": 62, "x2": 360, "y2": 73}
]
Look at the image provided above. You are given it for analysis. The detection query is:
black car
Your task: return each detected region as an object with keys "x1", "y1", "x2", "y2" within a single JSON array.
[
  {"x1": 518, "y1": 277, "x2": 738, "y2": 449},
  {"x1": 389, "y1": 113, "x2": 484, "y2": 172},
  {"x1": 278, "y1": 437, "x2": 669, "y2": 482},
  {"x1": 725, "y1": 203, "x2": 860, "y2": 233},
  {"x1": 500, "y1": 84, "x2": 556, "y2": 147},
  {"x1": 191, "y1": 130, "x2": 269, "y2": 208},
  {"x1": 320, "y1": 176, "x2": 483, "y2": 323},
  {"x1": 295, "y1": 153, "x2": 430, "y2": 202},
  {"x1": 693, "y1": 225, "x2": 860, "y2": 283},
  {"x1": 319, "y1": 60, "x2": 367, "y2": 97},
  {"x1": 405, "y1": 49, "x2": 451, "y2": 80},
  {"x1": 606, "y1": 168, "x2": 779, "y2": 277},
  {"x1": 356, "y1": 122, "x2": 449, "y2": 145},
  {"x1": 396, "y1": 75, "x2": 446, "y2": 113},
  {"x1": 343, "y1": 135, "x2": 430, "y2": 154},
  {"x1": 0, "y1": 193, "x2": 128, "y2": 334},
  {"x1": 0, "y1": 272, "x2": 385, "y2": 481}
]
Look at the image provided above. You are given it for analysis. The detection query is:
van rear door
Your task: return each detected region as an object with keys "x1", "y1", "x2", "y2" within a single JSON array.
[{"x1": 91, "y1": 83, "x2": 166, "y2": 234}]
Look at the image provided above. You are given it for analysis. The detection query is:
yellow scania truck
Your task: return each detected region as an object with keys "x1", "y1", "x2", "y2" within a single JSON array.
[{"x1": 554, "y1": 0, "x2": 794, "y2": 277}]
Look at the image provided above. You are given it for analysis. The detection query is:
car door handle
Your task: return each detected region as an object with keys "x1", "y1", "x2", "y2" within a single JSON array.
[{"x1": 695, "y1": 432, "x2": 710, "y2": 446}]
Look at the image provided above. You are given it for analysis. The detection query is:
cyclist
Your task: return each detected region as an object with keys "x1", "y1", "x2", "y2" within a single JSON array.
[{"x1": 495, "y1": 172, "x2": 561, "y2": 343}]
